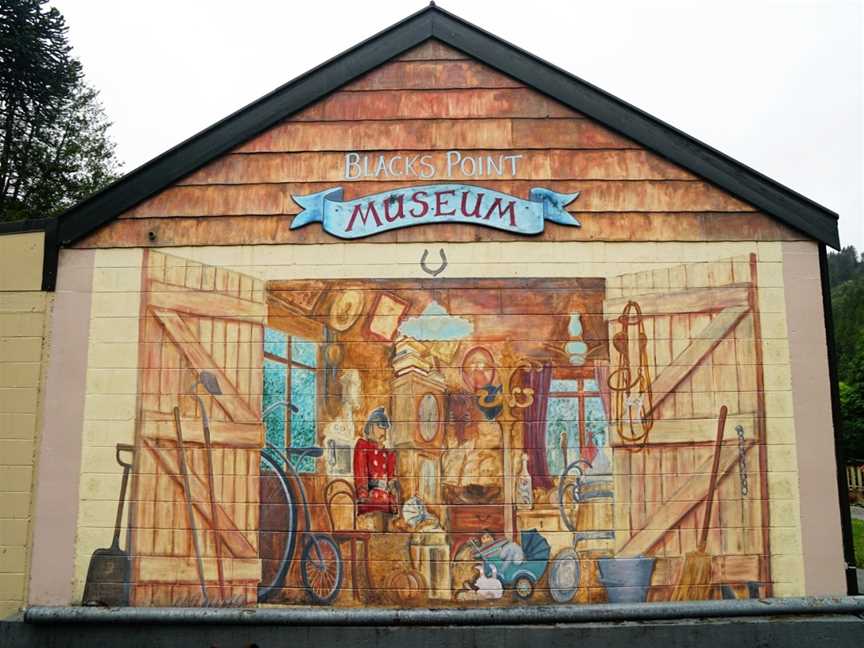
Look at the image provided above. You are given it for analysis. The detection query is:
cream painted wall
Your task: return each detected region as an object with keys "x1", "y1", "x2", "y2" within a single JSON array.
[
  {"x1": 0, "y1": 232, "x2": 43, "y2": 292},
  {"x1": 70, "y1": 249, "x2": 142, "y2": 604},
  {"x1": 59, "y1": 240, "x2": 819, "y2": 602},
  {"x1": 0, "y1": 232, "x2": 50, "y2": 618}
]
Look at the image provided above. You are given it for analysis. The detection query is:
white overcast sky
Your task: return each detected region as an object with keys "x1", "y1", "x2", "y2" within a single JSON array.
[{"x1": 51, "y1": 0, "x2": 863, "y2": 249}]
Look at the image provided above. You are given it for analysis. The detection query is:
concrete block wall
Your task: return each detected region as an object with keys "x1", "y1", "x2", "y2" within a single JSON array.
[{"x1": 0, "y1": 232, "x2": 49, "y2": 618}]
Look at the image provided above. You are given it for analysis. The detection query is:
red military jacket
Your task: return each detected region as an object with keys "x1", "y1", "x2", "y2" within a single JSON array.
[{"x1": 353, "y1": 437, "x2": 397, "y2": 514}]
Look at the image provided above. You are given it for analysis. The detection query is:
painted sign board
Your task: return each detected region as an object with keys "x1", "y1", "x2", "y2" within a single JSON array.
[{"x1": 290, "y1": 184, "x2": 581, "y2": 239}]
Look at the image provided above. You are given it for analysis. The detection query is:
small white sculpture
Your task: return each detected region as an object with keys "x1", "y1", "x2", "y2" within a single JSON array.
[{"x1": 473, "y1": 564, "x2": 503, "y2": 600}]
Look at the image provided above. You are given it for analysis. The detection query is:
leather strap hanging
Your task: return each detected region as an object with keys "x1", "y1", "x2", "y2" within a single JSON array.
[{"x1": 607, "y1": 300, "x2": 654, "y2": 451}]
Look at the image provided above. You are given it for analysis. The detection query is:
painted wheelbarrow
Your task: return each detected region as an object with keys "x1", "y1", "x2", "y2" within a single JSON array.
[{"x1": 470, "y1": 529, "x2": 551, "y2": 599}]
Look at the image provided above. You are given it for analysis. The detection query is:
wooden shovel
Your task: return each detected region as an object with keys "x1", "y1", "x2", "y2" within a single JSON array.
[{"x1": 671, "y1": 405, "x2": 727, "y2": 601}]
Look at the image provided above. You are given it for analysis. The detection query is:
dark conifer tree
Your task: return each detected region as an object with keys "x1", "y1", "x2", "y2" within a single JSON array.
[{"x1": 0, "y1": 0, "x2": 120, "y2": 221}]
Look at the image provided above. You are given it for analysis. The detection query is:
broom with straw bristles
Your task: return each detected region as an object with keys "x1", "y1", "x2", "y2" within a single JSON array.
[{"x1": 671, "y1": 404, "x2": 728, "y2": 602}]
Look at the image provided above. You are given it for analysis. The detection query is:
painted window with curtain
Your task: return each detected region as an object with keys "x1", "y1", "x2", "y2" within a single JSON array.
[
  {"x1": 545, "y1": 377, "x2": 607, "y2": 476},
  {"x1": 262, "y1": 327, "x2": 318, "y2": 472}
]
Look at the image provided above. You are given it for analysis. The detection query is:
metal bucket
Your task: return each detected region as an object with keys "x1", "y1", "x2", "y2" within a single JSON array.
[{"x1": 596, "y1": 556, "x2": 656, "y2": 603}]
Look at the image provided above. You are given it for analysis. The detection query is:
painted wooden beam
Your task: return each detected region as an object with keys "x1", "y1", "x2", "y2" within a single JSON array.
[
  {"x1": 151, "y1": 308, "x2": 259, "y2": 423},
  {"x1": 603, "y1": 285, "x2": 750, "y2": 320},
  {"x1": 148, "y1": 280, "x2": 266, "y2": 322},
  {"x1": 140, "y1": 411, "x2": 263, "y2": 448},
  {"x1": 610, "y1": 414, "x2": 756, "y2": 446},
  {"x1": 617, "y1": 439, "x2": 754, "y2": 558},
  {"x1": 266, "y1": 296, "x2": 326, "y2": 339}
]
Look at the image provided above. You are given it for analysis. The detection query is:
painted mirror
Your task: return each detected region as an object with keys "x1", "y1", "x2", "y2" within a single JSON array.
[{"x1": 418, "y1": 393, "x2": 439, "y2": 442}]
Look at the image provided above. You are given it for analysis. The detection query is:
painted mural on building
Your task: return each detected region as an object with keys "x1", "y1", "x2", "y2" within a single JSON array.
[{"x1": 77, "y1": 246, "x2": 773, "y2": 608}]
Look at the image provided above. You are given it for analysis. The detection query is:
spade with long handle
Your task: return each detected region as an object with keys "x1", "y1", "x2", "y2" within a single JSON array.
[{"x1": 173, "y1": 406, "x2": 208, "y2": 604}]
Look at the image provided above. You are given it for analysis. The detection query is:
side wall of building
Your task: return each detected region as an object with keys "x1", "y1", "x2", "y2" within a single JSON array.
[
  {"x1": 0, "y1": 232, "x2": 49, "y2": 618},
  {"x1": 25, "y1": 240, "x2": 845, "y2": 605},
  {"x1": 784, "y1": 240, "x2": 846, "y2": 595}
]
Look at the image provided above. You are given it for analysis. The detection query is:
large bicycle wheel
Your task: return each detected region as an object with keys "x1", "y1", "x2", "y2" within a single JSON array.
[
  {"x1": 258, "y1": 449, "x2": 298, "y2": 603},
  {"x1": 301, "y1": 534, "x2": 343, "y2": 604}
]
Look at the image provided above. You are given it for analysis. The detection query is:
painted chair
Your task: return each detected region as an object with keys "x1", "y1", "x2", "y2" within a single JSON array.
[{"x1": 324, "y1": 478, "x2": 374, "y2": 602}]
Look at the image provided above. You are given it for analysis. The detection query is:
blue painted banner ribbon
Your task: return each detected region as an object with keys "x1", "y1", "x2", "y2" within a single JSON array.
[{"x1": 290, "y1": 184, "x2": 580, "y2": 239}]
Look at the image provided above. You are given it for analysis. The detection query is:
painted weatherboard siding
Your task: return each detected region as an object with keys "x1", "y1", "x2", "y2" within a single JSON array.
[
  {"x1": 76, "y1": 41, "x2": 802, "y2": 249},
  {"x1": 0, "y1": 232, "x2": 49, "y2": 617}
]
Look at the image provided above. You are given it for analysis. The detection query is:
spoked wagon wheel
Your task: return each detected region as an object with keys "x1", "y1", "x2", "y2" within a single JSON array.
[
  {"x1": 513, "y1": 576, "x2": 534, "y2": 600},
  {"x1": 301, "y1": 534, "x2": 343, "y2": 604},
  {"x1": 386, "y1": 568, "x2": 428, "y2": 606}
]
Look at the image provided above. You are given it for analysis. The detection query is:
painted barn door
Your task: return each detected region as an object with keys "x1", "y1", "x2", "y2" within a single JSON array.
[
  {"x1": 604, "y1": 253, "x2": 770, "y2": 598},
  {"x1": 130, "y1": 250, "x2": 266, "y2": 605}
]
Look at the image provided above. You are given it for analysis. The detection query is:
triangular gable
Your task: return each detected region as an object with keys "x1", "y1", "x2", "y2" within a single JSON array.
[
  {"x1": 81, "y1": 41, "x2": 784, "y2": 250},
  {"x1": 52, "y1": 5, "x2": 838, "y2": 259}
]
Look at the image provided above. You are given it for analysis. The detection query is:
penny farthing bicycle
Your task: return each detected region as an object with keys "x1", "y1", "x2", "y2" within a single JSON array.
[{"x1": 257, "y1": 401, "x2": 343, "y2": 604}]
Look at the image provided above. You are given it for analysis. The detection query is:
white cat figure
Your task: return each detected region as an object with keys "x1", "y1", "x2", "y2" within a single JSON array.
[{"x1": 474, "y1": 564, "x2": 503, "y2": 600}]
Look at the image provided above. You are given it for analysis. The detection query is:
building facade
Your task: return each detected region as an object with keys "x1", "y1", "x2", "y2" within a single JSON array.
[{"x1": 1, "y1": 5, "x2": 854, "y2": 617}]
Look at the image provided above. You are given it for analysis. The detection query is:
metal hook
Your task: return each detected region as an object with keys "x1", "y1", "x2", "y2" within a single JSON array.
[{"x1": 420, "y1": 248, "x2": 448, "y2": 277}]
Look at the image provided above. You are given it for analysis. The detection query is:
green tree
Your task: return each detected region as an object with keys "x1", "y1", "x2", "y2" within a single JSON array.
[
  {"x1": 829, "y1": 246, "x2": 864, "y2": 461},
  {"x1": 839, "y1": 336, "x2": 864, "y2": 461},
  {"x1": 0, "y1": 0, "x2": 120, "y2": 222},
  {"x1": 827, "y1": 246, "x2": 862, "y2": 288},
  {"x1": 832, "y1": 277, "x2": 864, "y2": 381}
]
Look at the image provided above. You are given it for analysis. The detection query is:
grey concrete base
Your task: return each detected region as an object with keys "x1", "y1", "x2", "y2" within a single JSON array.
[
  {"x1": 21, "y1": 596, "x2": 864, "y2": 625},
  {"x1": 3, "y1": 616, "x2": 864, "y2": 648}
]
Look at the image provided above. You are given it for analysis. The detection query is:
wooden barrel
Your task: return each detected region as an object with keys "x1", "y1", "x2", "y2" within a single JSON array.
[
  {"x1": 573, "y1": 477, "x2": 615, "y2": 554},
  {"x1": 574, "y1": 549, "x2": 610, "y2": 604}
]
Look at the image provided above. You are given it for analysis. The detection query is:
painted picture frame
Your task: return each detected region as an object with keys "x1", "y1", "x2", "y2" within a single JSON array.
[{"x1": 365, "y1": 292, "x2": 410, "y2": 341}]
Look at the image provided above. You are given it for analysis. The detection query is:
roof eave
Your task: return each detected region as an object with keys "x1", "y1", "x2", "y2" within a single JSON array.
[{"x1": 54, "y1": 4, "x2": 840, "y2": 249}]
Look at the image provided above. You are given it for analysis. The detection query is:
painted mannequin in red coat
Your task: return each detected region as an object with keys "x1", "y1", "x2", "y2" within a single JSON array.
[{"x1": 354, "y1": 407, "x2": 399, "y2": 515}]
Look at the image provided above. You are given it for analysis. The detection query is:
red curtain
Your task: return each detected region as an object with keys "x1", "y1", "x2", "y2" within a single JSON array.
[
  {"x1": 522, "y1": 364, "x2": 553, "y2": 489},
  {"x1": 582, "y1": 364, "x2": 611, "y2": 465}
]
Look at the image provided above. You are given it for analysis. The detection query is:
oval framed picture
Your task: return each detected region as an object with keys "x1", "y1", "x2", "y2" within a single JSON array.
[
  {"x1": 461, "y1": 346, "x2": 496, "y2": 391},
  {"x1": 418, "y1": 393, "x2": 440, "y2": 442}
]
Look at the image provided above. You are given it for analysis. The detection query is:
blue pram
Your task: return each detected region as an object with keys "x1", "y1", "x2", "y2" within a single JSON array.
[{"x1": 470, "y1": 529, "x2": 551, "y2": 599}]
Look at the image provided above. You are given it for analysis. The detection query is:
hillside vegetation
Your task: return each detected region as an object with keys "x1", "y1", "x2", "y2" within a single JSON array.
[{"x1": 828, "y1": 246, "x2": 864, "y2": 461}]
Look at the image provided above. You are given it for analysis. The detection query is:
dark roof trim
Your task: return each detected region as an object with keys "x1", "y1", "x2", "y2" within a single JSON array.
[
  {"x1": 0, "y1": 217, "x2": 52, "y2": 234},
  {"x1": 55, "y1": 3, "x2": 840, "y2": 251}
]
